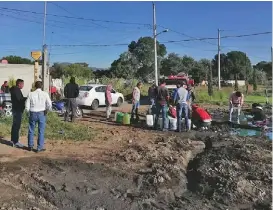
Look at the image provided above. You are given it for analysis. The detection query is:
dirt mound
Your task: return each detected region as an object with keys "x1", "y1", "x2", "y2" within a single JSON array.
[{"x1": 185, "y1": 135, "x2": 272, "y2": 210}]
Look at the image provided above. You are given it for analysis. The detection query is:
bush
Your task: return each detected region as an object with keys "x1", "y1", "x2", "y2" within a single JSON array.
[{"x1": 8, "y1": 77, "x2": 16, "y2": 88}]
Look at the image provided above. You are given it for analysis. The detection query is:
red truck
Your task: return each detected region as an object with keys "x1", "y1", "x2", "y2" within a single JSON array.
[{"x1": 164, "y1": 73, "x2": 194, "y2": 93}]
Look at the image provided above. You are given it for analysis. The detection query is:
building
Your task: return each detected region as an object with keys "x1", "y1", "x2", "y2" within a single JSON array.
[{"x1": 0, "y1": 63, "x2": 42, "y2": 97}]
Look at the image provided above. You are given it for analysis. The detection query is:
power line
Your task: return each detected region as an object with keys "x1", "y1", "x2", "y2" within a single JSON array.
[
  {"x1": 0, "y1": 6, "x2": 151, "y2": 26},
  {"x1": 158, "y1": 25, "x2": 217, "y2": 46},
  {"x1": 161, "y1": 31, "x2": 272, "y2": 43},
  {"x1": 48, "y1": 2, "x2": 108, "y2": 29},
  {"x1": 50, "y1": 43, "x2": 129, "y2": 47}
]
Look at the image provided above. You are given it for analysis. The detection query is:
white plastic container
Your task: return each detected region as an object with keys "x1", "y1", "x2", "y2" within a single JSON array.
[
  {"x1": 157, "y1": 117, "x2": 169, "y2": 129},
  {"x1": 181, "y1": 118, "x2": 191, "y2": 130},
  {"x1": 169, "y1": 117, "x2": 177, "y2": 131},
  {"x1": 146, "y1": 115, "x2": 154, "y2": 127}
]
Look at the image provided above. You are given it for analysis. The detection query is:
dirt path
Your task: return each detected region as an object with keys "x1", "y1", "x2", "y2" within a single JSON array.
[{"x1": 0, "y1": 106, "x2": 271, "y2": 210}]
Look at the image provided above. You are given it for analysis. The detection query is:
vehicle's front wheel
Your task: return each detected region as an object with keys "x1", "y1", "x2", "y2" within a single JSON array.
[
  {"x1": 75, "y1": 107, "x2": 83, "y2": 118},
  {"x1": 91, "y1": 99, "x2": 99, "y2": 110},
  {"x1": 116, "y1": 97, "x2": 123, "y2": 107},
  {"x1": 3, "y1": 102, "x2": 12, "y2": 117}
]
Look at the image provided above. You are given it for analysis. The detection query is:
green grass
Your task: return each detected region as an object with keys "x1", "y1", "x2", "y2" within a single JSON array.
[
  {"x1": 0, "y1": 112, "x2": 97, "y2": 141},
  {"x1": 195, "y1": 86, "x2": 272, "y2": 106}
]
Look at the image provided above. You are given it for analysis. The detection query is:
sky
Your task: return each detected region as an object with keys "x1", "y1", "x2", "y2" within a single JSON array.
[{"x1": 0, "y1": 1, "x2": 272, "y2": 68}]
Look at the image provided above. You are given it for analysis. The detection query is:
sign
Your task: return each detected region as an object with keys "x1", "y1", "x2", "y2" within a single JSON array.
[{"x1": 31, "y1": 51, "x2": 42, "y2": 61}]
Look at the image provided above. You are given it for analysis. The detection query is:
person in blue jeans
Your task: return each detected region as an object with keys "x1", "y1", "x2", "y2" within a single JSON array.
[
  {"x1": 154, "y1": 80, "x2": 169, "y2": 131},
  {"x1": 25, "y1": 81, "x2": 52, "y2": 152},
  {"x1": 174, "y1": 81, "x2": 189, "y2": 132},
  {"x1": 10, "y1": 79, "x2": 26, "y2": 148}
]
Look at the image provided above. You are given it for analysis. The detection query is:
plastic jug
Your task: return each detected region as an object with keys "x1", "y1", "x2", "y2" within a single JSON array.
[
  {"x1": 181, "y1": 118, "x2": 191, "y2": 130},
  {"x1": 157, "y1": 117, "x2": 169, "y2": 129},
  {"x1": 146, "y1": 115, "x2": 154, "y2": 127},
  {"x1": 169, "y1": 117, "x2": 177, "y2": 131},
  {"x1": 123, "y1": 113, "x2": 130, "y2": 125},
  {"x1": 116, "y1": 112, "x2": 124, "y2": 123}
]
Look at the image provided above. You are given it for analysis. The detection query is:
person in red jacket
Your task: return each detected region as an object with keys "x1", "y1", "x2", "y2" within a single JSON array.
[{"x1": 191, "y1": 104, "x2": 212, "y2": 129}]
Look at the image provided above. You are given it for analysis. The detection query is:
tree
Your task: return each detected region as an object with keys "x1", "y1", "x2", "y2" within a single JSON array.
[
  {"x1": 181, "y1": 55, "x2": 196, "y2": 73},
  {"x1": 50, "y1": 62, "x2": 93, "y2": 79},
  {"x1": 226, "y1": 51, "x2": 252, "y2": 89},
  {"x1": 161, "y1": 53, "x2": 184, "y2": 75},
  {"x1": 128, "y1": 36, "x2": 167, "y2": 78},
  {"x1": 3, "y1": 55, "x2": 33, "y2": 64},
  {"x1": 253, "y1": 67, "x2": 257, "y2": 91},
  {"x1": 212, "y1": 53, "x2": 228, "y2": 79},
  {"x1": 110, "y1": 52, "x2": 138, "y2": 79},
  {"x1": 208, "y1": 61, "x2": 213, "y2": 97},
  {"x1": 254, "y1": 61, "x2": 272, "y2": 78}
]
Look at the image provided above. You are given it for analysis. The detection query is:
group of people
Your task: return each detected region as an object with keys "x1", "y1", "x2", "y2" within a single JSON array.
[
  {"x1": 9, "y1": 77, "x2": 80, "y2": 152},
  {"x1": 10, "y1": 79, "x2": 52, "y2": 152},
  {"x1": 129, "y1": 79, "x2": 212, "y2": 132}
]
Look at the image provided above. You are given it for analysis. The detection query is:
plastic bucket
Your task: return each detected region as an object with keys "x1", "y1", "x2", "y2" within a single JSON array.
[
  {"x1": 123, "y1": 113, "x2": 130, "y2": 125},
  {"x1": 146, "y1": 115, "x2": 154, "y2": 127},
  {"x1": 116, "y1": 112, "x2": 124, "y2": 123}
]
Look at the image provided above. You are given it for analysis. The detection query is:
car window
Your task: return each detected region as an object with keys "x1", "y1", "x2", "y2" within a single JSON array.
[
  {"x1": 111, "y1": 89, "x2": 116, "y2": 93},
  {"x1": 95, "y1": 86, "x2": 106, "y2": 92},
  {"x1": 79, "y1": 86, "x2": 93, "y2": 91}
]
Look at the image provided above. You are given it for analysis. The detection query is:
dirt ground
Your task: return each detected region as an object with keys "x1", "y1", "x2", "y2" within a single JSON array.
[{"x1": 0, "y1": 104, "x2": 271, "y2": 210}]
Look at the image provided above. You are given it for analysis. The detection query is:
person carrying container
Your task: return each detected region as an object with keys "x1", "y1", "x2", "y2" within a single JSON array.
[
  {"x1": 105, "y1": 84, "x2": 112, "y2": 121},
  {"x1": 229, "y1": 91, "x2": 244, "y2": 124},
  {"x1": 154, "y1": 79, "x2": 170, "y2": 131},
  {"x1": 174, "y1": 81, "x2": 189, "y2": 132},
  {"x1": 192, "y1": 104, "x2": 212, "y2": 129},
  {"x1": 131, "y1": 82, "x2": 142, "y2": 123}
]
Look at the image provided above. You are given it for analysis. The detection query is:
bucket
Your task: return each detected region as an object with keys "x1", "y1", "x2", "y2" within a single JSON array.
[
  {"x1": 123, "y1": 113, "x2": 130, "y2": 125},
  {"x1": 116, "y1": 112, "x2": 124, "y2": 123},
  {"x1": 169, "y1": 117, "x2": 177, "y2": 131},
  {"x1": 146, "y1": 115, "x2": 154, "y2": 127},
  {"x1": 157, "y1": 117, "x2": 169, "y2": 129},
  {"x1": 181, "y1": 118, "x2": 191, "y2": 130}
]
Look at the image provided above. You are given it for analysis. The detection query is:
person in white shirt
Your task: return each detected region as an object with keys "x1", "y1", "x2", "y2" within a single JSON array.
[{"x1": 25, "y1": 81, "x2": 52, "y2": 152}]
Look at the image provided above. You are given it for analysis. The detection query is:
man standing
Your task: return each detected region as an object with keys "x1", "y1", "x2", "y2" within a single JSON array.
[
  {"x1": 229, "y1": 91, "x2": 244, "y2": 124},
  {"x1": 1, "y1": 81, "x2": 9, "y2": 93},
  {"x1": 131, "y1": 82, "x2": 142, "y2": 123},
  {"x1": 105, "y1": 84, "x2": 112, "y2": 121},
  {"x1": 174, "y1": 81, "x2": 189, "y2": 132},
  {"x1": 10, "y1": 79, "x2": 25, "y2": 148},
  {"x1": 154, "y1": 79, "x2": 169, "y2": 131},
  {"x1": 64, "y1": 77, "x2": 79, "y2": 122},
  {"x1": 25, "y1": 81, "x2": 52, "y2": 152}
]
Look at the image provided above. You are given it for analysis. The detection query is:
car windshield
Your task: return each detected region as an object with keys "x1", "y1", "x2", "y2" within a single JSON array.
[
  {"x1": 79, "y1": 86, "x2": 93, "y2": 91},
  {"x1": 165, "y1": 79, "x2": 187, "y2": 86}
]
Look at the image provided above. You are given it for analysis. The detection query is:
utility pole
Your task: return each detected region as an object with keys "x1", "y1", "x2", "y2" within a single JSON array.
[
  {"x1": 42, "y1": 45, "x2": 50, "y2": 94},
  {"x1": 217, "y1": 28, "x2": 221, "y2": 90},
  {"x1": 43, "y1": 1, "x2": 47, "y2": 46},
  {"x1": 153, "y1": 2, "x2": 158, "y2": 86}
]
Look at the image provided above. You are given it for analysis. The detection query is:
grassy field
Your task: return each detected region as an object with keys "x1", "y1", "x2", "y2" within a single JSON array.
[
  {"x1": 0, "y1": 112, "x2": 97, "y2": 141},
  {"x1": 195, "y1": 86, "x2": 271, "y2": 105}
]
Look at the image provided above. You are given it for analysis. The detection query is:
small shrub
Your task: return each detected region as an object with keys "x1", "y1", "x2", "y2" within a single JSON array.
[{"x1": 8, "y1": 77, "x2": 16, "y2": 88}]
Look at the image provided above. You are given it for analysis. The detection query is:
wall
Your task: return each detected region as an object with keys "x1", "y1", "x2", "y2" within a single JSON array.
[{"x1": 0, "y1": 64, "x2": 42, "y2": 97}]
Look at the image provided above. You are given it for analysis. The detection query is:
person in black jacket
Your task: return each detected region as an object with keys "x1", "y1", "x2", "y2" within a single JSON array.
[
  {"x1": 64, "y1": 77, "x2": 79, "y2": 122},
  {"x1": 10, "y1": 79, "x2": 25, "y2": 148}
]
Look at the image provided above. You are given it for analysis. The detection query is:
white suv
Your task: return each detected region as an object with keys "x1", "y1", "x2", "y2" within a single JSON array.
[{"x1": 76, "y1": 84, "x2": 124, "y2": 110}]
